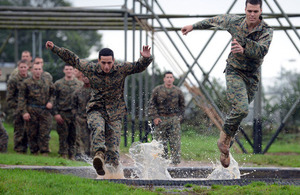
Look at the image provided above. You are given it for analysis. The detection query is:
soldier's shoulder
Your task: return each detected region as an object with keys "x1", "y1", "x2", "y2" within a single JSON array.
[
  {"x1": 54, "y1": 78, "x2": 64, "y2": 84},
  {"x1": 153, "y1": 84, "x2": 164, "y2": 91}
]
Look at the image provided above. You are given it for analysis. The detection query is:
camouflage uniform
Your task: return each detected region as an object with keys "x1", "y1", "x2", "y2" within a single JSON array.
[
  {"x1": 149, "y1": 85, "x2": 185, "y2": 164},
  {"x1": 193, "y1": 14, "x2": 273, "y2": 137},
  {"x1": 6, "y1": 73, "x2": 30, "y2": 153},
  {"x1": 50, "y1": 45, "x2": 153, "y2": 167},
  {"x1": 72, "y1": 86, "x2": 92, "y2": 156},
  {"x1": 18, "y1": 77, "x2": 55, "y2": 154},
  {"x1": 54, "y1": 78, "x2": 82, "y2": 157},
  {"x1": 0, "y1": 113, "x2": 8, "y2": 153}
]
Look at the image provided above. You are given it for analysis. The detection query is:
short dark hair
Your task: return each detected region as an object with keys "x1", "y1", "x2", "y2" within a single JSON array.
[
  {"x1": 164, "y1": 71, "x2": 173, "y2": 77},
  {"x1": 246, "y1": 0, "x2": 262, "y2": 8},
  {"x1": 17, "y1": 59, "x2": 29, "y2": 67},
  {"x1": 98, "y1": 48, "x2": 114, "y2": 60}
]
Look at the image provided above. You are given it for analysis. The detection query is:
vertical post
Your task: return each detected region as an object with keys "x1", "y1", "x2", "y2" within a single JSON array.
[
  {"x1": 32, "y1": 31, "x2": 36, "y2": 59},
  {"x1": 138, "y1": 2, "x2": 143, "y2": 141},
  {"x1": 151, "y1": 0, "x2": 155, "y2": 91},
  {"x1": 253, "y1": 67, "x2": 262, "y2": 154},
  {"x1": 131, "y1": 0, "x2": 136, "y2": 143},
  {"x1": 14, "y1": 29, "x2": 18, "y2": 66},
  {"x1": 38, "y1": 31, "x2": 42, "y2": 57},
  {"x1": 123, "y1": 0, "x2": 128, "y2": 147},
  {"x1": 144, "y1": 0, "x2": 150, "y2": 141}
]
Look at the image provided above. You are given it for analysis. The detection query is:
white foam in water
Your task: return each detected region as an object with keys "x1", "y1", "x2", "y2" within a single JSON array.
[
  {"x1": 129, "y1": 140, "x2": 172, "y2": 180},
  {"x1": 207, "y1": 153, "x2": 241, "y2": 180}
]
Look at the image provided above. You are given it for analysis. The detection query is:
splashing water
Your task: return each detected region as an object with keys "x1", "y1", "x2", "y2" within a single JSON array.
[
  {"x1": 207, "y1": 153, "x2": 240, "y2": 180},
  {"x1": 129, "y1": 140, "x2": 172, "y2": 179}
]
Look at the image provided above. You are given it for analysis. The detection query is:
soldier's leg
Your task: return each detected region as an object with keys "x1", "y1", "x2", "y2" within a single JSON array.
[
  {"x1": 154, "y1": 119, "x2": 169, "y2": 159},
  {"x1": 56, "y1": 114, "x2": 69, "y2": 157},
  {"x1": 169, "y1": 117, "x2": 181, "y2": 165},
  {"x1": 75, "y1": 116, "x2": 87, "y2": 156},
  {"x1": 67, "y1": 115, "x2": 77, "y2": 160},
  {"x1": 105, "y1": 120, "x2": 122, "y2": 167},
  {"x1": 87, "y1": 110, "x2": 106, "y2": 175},
  {"x1": 25, "y1": 109, "x2": 39, "y2": 154},
  {"x1": 0, "y1": 121, "x2": 8, "y2": 153},
  {"x1": 38, "y1": 110, "x2": 52, "y2": 154},
  {"x1": 13, "y1": 113, "x2": 27, "y2": 153},
  {"x1": 219, "y1": 68, "x2": 249, "y2": 167}
]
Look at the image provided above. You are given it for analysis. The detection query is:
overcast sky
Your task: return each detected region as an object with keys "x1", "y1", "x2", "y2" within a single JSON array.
[{"x1": 68, "y1": 0, "x2": 300, "y2": 88}]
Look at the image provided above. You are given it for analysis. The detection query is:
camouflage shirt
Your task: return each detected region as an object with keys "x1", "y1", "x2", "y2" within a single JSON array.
[
  {"x1": 149, "y1": 85, "x2": 185, "y2": 119},
  {"x1": 6, "y1": 73, "x2": 31, "y2": 111},
  {"x1": 18, "y1": 77, "x2": 55, "y2": 115},
  {"x1": 193, "y1": 14, "x2": 273, "y2": 76},
  {"x1": 51, "y1": 45, "x2": 153, "y2": 122},
  {"x1": 72, "y1": 86, "x2": 92, "y2": 118},
  {"x1": 54, "y1": 77, "x2": 83, "y2": 114}
]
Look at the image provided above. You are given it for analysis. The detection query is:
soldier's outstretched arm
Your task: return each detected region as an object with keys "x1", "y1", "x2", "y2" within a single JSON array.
[{"x1": 181, "y1": 25, "x2": 193, "y2": 35}]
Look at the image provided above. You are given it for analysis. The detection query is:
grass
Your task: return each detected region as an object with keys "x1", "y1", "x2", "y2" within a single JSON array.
[
  {"x1": 1, "y1": 169, "x2": 300, "y2": 194},
  {"x1": 1, "y1": 122, "x2": 300, "y2": 194},
  {"x1": 1, "y1": 122, "x2": 300, "y2": 167}
]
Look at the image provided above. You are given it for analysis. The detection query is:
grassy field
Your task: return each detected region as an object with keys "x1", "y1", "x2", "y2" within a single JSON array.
[{"x1": 1, "y1": 122, "x2": 299, "y2": 194}]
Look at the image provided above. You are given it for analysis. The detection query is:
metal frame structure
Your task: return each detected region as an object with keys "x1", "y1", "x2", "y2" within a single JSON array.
[{"x1": 0, "y1": 0, "x2": 299, "y2": 153}]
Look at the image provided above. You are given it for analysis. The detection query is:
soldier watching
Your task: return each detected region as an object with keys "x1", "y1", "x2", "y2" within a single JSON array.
[
  {"x1": 18, "y1": 63, "x2": 55, "y2": 155},
  {"x1": 149, "y1": 71, "x2": 185, "y2": 165},
  {"x1": 53, "y1": 64, "x2": 82, "y2": 160},
  {"x1": 6, "y1": 60, "x2": 30, "y2": 154}
]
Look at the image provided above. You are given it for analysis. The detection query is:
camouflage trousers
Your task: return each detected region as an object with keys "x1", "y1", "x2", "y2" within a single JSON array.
[
  {"x1": 0, "y1": 121, "x2": 8, "y2": 153},
  {"x1": 87, "y1": 110, "x2": 121, "y2": 167},
  {"x1": 25, "y1": 107, "x2": 52, "y2": 154},
  {"x1": 153, "y1": 115, "x2": 181, "y2": 164},
  {"x1": 75, "y1": 115, "x2": 91, "y2": 156},
  {"x1": 224, "y1": 66, "x2": 259, "y2": 137},
  {"x1": 56, "y1": 111, "x2": 76, "y2": 157},
  {"x1": 13, "y1": 112, "x2": 28, "y2": 153}
]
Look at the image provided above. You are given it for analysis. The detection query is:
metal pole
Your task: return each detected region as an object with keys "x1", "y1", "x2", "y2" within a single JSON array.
[
  {"x1": 32, "y1": 31, "x2": 36, "y2": 59},
  {"x1": 124, "y1": 0, "x2": 128, "y2": 147},
  {"x1": 139, "y1": 2, "x2": 143, "y2": 141},
  {"x1": 14, "y1": 29, "x2": 18, "y2": 66},
  {"x1": 253, "y1": 67, "x2": 262, "y2": 154},
  {"x1": 131, "y1": 0, "x2": 136, "y2": 143},
  {"x1": 151, "y1": 0, "x2": 155, "y2": 91},
  {"x1": 38, "y1": 31, "x2": 42, "y2": 57}
]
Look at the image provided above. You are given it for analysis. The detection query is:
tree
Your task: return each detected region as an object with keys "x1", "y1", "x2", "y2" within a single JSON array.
[{"x1": 0, "y1": 0, "x2": 103, "y2": 81}]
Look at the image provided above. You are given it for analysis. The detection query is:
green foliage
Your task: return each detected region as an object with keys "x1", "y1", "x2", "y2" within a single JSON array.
[{"x1": 0, "y1": 0, "x2": 103, "y2": 82}]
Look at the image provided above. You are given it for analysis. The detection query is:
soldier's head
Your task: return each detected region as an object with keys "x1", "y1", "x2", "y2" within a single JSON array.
[
  {"x1": 17, "y1": 59, "x2": 29, "y2": 77},
  {"x1": 245, "y1": 0, "x2": 262, "y2": 26},
  {"x1": 98, "y1": 48, "x2": 115, "y2": 74},
  {"x1": 32, "y1": 63, "x2": 43, "y2": 80},
  {"x1": 21, "y1": 51, "x2": 32, "y2": 63},
  {"x1": 33, "y1": 57, "x2": 44, "y2": 67},
  {"x1": 63, "y1": 64, "x2": 74, "y2": 79},
  {"x1": 163, "y1": 71, "x2": 175, "y2": 88},
  {"x1": 83, "y1": 75, "x2": 90, "y2": 86},
  {"x1": 74, "y1": 68, "x2": 83, "y2": 80}
]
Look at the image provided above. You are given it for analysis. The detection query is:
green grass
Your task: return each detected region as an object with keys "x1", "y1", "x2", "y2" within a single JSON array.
[
  {"x1": 2, "y1": 122, "x2": 300, "y2": 167},
  {"x1": 1, "y1": 169, "x2": 300, "y2": 194}
]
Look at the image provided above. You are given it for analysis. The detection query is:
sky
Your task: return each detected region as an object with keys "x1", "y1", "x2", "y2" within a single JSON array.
[{"x1": 68, "y1": 0, "x2": 300, "y2": 89}]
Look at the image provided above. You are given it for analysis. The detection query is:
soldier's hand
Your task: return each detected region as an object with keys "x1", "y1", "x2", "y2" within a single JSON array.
[
  {"x1": 54, "y1": 114, "x2": 64, "y2": 124},
  {"x1": 181, "y1": 25, "x2": 193, "y2": 35},
  {"x1": 140, "y1": 45, "x2": 151, "y2": 58},
  {"x1": 46, "y1": 102, "x2": 53, "y2": 110},
  {"x1": 231, "y1": 39, "x2": 244, "y2": 54},
  {"x1": 23, "y1": 113, "x2": 31, "y2": 121},
  {"x1": 45, "y1": 41, "x2": 54, "y2": 49},
  {"x1": 154, "y1": 118, "x2": 162, "y2": 126}
]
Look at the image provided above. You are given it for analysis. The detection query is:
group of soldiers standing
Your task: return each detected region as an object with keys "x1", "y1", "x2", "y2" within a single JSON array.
[{"x1": 2, "y1": 50, "x2": 92, "y2": 160}]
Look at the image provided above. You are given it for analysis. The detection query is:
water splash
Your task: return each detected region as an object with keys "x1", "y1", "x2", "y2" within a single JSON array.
[
  {"x1": 207, "y1": 153, "x2": 240, "y2": 180},
  {"x1": 129, "y1": 140, "x2": 172, "y2": 179}
]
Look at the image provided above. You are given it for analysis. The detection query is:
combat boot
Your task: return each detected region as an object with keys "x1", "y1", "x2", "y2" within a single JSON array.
[
  {"x1": 93, "y1": 151, "x2": 105, "y2": 175},
  {"x1": 217, "y1": 131, "x2": 231, "y2": 168}
]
